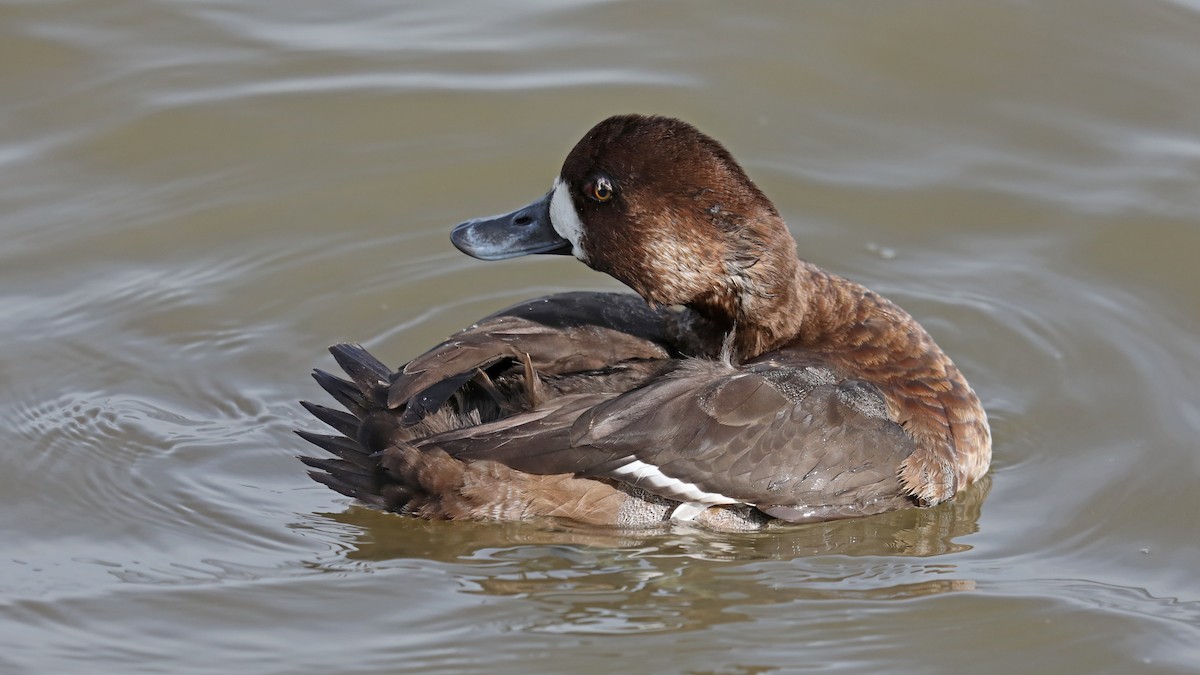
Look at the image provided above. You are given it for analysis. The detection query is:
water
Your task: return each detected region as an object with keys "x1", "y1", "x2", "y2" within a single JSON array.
[{"x1": 2, "y1": 1, "x2": 1199, "y2": 672}]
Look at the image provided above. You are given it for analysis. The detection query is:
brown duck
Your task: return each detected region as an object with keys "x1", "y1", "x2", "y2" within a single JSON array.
[{"x1": 299, "y1": 114, "x2": 991, "y2": 531}]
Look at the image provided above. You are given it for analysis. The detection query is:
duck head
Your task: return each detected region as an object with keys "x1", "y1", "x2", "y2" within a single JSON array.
[{"x1": 452, "y1": 115, "x2": 804, "y2": 351}]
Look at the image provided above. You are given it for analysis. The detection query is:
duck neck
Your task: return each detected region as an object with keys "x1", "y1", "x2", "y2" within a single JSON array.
[
  {"x1": 686, "y1": 227, "x2": 812, "y2": 360},
  {"x1": 688, "y1": 255, "x2": 909, "y2": 362}
]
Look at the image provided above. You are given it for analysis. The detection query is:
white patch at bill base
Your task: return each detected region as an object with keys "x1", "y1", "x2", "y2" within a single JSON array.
[{"x1": 549, "y1": 177, "x2": 587, "y2": 261}]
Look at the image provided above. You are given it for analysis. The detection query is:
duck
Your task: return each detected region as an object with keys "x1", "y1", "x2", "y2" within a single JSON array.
[{"x1": 298, "y1": 114, "x2": 991, "y2": 531}]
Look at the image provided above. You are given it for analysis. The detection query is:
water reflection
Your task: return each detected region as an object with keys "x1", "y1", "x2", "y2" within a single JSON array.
[
  {"x1": 322, "y1": 476, "x2": 990, "y2": 562},
  {"x1": 304, "y1": 478, "x2": 988, "y2": 633}
]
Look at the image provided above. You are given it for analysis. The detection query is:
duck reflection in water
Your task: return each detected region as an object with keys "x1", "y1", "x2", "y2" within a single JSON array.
[{"x1": 305, "y1": 477, "x2": 989, "y2": 634}]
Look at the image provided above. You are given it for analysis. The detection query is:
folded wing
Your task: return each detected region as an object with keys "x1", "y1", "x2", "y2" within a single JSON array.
[{"x1": 426, "y1": 356, "x2": 918, "y2": 522}]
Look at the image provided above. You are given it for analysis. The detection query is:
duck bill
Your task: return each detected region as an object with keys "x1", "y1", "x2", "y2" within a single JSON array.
[{"x1": 450, "y1": 191, "x2": 571, "y2": 260}]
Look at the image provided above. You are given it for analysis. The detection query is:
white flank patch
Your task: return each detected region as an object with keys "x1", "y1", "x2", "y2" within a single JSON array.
[
  {"x1": 549, "y1": 177, "x2": 587, "y2": 261},
  {"x1": 610, "y1": 459, "x2": 740, "y2": 506},
  {"x1": 670, "y1": 502, "x2": 709, "y2": 522}
]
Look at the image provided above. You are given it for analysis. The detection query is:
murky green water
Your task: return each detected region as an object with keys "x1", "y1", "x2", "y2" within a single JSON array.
[{"x1": 2, "y1": 2, "x2": 1199, "y2": 673}]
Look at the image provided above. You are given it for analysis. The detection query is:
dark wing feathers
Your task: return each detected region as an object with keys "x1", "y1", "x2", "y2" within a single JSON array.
[
  {"x1": 388, "y1": 292, "x2": 672, "y2": 412},
  {"x1": 398, "y1": 370, "x2": 480, "y2": 426},
  {"x1": 421, "y1": 357, "x2": 917, "y2": 517},
  {"x1": 418, "y1": 393, "x2": 621, "y2": 476}
]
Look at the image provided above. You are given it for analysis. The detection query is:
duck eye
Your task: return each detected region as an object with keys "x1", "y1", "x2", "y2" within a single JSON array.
[{"x1": 590, "y1": 177, "x2": 614, "y2": 202}]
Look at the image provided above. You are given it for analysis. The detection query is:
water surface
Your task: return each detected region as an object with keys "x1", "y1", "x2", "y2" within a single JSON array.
[{"x1": 2, "y1": 2, "x2": 1199, "y2": 673}]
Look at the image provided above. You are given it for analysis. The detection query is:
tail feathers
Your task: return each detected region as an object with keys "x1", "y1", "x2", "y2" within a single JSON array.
[
  {"x1": 301, "y1": 345, "x2": 401, "y2": 510},
  {"x1": 304, "y1": 463, "x2": 387, "y2": 509},
  {"x1": 302, "y1": 342, "x2": 518, "y2": 519},
  {"x1": 298, "y1": 432, "x2": 388, "y2": 509},
  {"x1": 329, "y1": 343, "x2": 392, "y2": 392},
  {"x1": 299, "y1": 455, "x2": 371, "y2": 480},
  {"x1": 312, "y1": 369, "x2": 368, "y2": 417},
  {"x1": 295, "y1": 430, "x2": 376, "y2": 470},
  {"x1": 299, "y1": 400, "x2": 359, "y2": 438}
]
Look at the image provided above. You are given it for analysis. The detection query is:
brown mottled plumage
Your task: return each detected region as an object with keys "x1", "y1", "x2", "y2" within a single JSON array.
[{"x1": 299, "y1": 114, "x2": 991, "y2": 529}]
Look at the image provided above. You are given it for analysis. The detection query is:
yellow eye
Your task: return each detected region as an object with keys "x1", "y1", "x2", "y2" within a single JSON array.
[{"x1": 591, "y1": 177, "x2": 613, "y2": 202}]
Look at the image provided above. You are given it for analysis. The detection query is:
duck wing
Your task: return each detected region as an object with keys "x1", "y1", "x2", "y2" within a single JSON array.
[
  {"x1": 388, "y1": 291, "x2": 674, "y2": 424},
  {"x1": 429, "y1": 357, "x2": 917, "y2": 523}
]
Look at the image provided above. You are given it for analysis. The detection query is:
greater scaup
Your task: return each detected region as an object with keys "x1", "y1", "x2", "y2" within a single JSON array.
[{"x1": 299, "y1": 114, "x2": 991, "y2": 530}]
